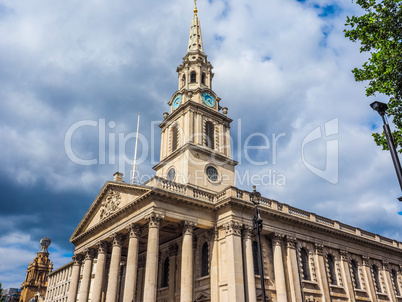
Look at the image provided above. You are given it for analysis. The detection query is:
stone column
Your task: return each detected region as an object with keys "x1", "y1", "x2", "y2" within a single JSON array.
[
  {"x1": 79, "y1": 248, "x2": 96, "y2": 302},
  {"x1": 225, "y1": 221, "x2": 245, "y2": 302},
  {"x1": 224, "y1": 125, "x2": 231, "y2": 157},
  {"x1": 105, "y1": 233, "x2": 124, "y2": 302},
  {"x1": 160, "y1": 129, "x2": 165, "y2": 160},
  {"x1": 362, "y1": 256, "x2": 378, "y2": 302},
  {"x1": 243, "y1": 226, "x2": 257, "y2": 302},
  {"x1": 285, "y1": 237, "x2": 302, "y2": 302},
  {"x1": 210, "y1": 227, "x2": 219, "y2": 302},
  {"x1": 383, "y1": 261, "x2": 396, "y2": 302},
  {"x1": 136, "y1": 256, "x2": 146, "y2": 302},
  {"x1": 168, "y1": 244, "x2": 178, "y2": 302},
  {"x1": 272, "y1": 234, "x2": 288, "y2": 302},
  {"x1": 92, "y1": 241, "x2": 108, "y2": 302},
  {"x1": 67, "y1": 254, "x2": 83, "y2": 302},
  {"x1": 314, "y1": 243, "x2": 331, "y2": 302},
  {"x1": 188, "y1": 110, "x2": 194, "y2": 143},
  {"x1": 198, "y1": 113, "x2": 203, "y2": 145},
  {"x1": 339, "y1": 250, "x2": 355, "y2": 302},
  {"x1": 180, "y1": 221, "x2": 196, "y2": 302},
  {"x1": 218, "y1": 123, "x2": 224, "y2": 153},
  {"x1": 122, "y1": 224, "x2": 142, "y2": 302},
  {"x1": 143, "y1": 213, "x2": 162, "y2": 302}
]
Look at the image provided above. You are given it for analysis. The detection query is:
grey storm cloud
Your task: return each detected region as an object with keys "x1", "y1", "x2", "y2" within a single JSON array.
[{"x1": 1, "y1": 0, "x2": 401, "y2": 288}]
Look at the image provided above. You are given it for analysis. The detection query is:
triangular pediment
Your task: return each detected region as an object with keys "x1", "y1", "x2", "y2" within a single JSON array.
[
  {"x1": 70, "y1": 182, "x2": 152, "y2": 242},
  {"x1": 194, "y1": 291, "x2": 211, "y2": 302}
]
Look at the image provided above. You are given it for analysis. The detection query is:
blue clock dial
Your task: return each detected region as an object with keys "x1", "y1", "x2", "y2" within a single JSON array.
[
  {"x1": 202, "y1": 92, "x2": 215, "y2": 108},
  {"x1": 172, "y1": 95, "x2": 182, "y2": 110}
]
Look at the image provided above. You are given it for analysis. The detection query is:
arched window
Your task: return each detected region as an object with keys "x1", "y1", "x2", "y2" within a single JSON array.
[
  {"x1": 201, "y1": 242, "x2": 209, "y2": 277},
  {"x1": 327, "y1": 254, "x2": 337, "y2": 285},
  {"x1": 252, "y1": 241, "x2": 260, "y2": 275},
  {"x1": 201, "y1": 72, "x2": 206, "y2": 85},
  {"x1": 391, "y1": 269, "x2": 400, "y2": 296},
  {"x1": 351, "y1": 260, "x2": 361, "y2": 289},
  {"x1": 372, "y1": 264, "x2": 382, "y2": 293},
  {"x1": 161, "y1": 257, "x2": 169, "y2": 287},
  {"x1": 301, "y1": 248, "x2": 311, "y2": 281},
  {"x1": 190, "y1": 71, "x2": 196, "y2": 83},
  {"x1": 205, "y1": 121, "x2": 214, "y2": 149},
  {"x1": 171, "y1": 124, "x2": 178, "y2": 152}
]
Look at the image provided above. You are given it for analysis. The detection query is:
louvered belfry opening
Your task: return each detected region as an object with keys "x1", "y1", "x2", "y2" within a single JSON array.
[{"x1": 205, "y1": 121, "x2": 214, "y2": 149}]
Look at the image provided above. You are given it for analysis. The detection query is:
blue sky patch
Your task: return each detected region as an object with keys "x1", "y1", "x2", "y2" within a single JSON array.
[
  {"x1": 262, "y1": 56, "x2": 271, "y2": 62},
  {"x1": 318, "y1": 4, "x2": 341, "y2": 18}
]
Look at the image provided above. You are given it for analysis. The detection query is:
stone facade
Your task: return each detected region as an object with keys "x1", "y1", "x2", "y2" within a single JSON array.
[
  {"x1": 19, "y1": 238, "x2": 53, "y2": 302},
  {"x1": 64, "y1": 4, "x2": 402, "y2": 302},
  {"x1": 44, "y1": 262, "x2": 73, "y2": 302}
]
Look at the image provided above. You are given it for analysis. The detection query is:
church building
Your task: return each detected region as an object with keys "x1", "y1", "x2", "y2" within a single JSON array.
[{"x1": 49, "y1": 3, "x2": 402, "y2": 302}]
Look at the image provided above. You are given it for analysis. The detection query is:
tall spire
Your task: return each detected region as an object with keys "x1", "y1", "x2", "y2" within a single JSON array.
[{"x1": 187, "y1": 0, "x2": 203, "y2": 53}]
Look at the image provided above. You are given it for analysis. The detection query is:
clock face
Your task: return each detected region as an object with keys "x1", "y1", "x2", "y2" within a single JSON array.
[
  {"x1": 172, "y1": 95, "x2": 182, "y2": 110},
  {"x1": 202, "y1": 92, "x2": 215, "y2": 108}
]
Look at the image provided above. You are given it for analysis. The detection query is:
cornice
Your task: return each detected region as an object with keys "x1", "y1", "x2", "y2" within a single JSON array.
[
  {"x1": 70, "y1": 180, "x2": 402, "y2": 256},
  {"x1": 70, "y1": 182, "x2": 151, "y2": 243},
  {"x1": 152, "y1": 142, "x2": 238, "y2": 171},
  {"x1": 160, "y1": 99, "x2": 231, "y2": 129}
]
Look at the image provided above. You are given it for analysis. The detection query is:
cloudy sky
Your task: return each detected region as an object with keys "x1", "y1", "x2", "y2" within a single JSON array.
[{"x1": 1, "y1": 0, "x2": 402, "y2": 288}]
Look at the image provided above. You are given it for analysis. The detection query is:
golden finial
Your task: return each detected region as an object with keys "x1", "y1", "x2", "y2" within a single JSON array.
[{"x1": 194, "y1": 0, "x2": 198, "y2": 15}]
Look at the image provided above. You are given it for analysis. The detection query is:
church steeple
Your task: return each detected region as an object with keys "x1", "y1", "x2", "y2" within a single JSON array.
[
  {"x1": 150, "y1": 2, "x2": 237, "y2": 192},
  {"x1": 187, "y1": 0, "x2": 204, "y2": 54}
]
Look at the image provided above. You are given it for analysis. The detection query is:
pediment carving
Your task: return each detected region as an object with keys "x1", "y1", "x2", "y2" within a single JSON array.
[{"x1": 99, "y1": 189, "x2": 121, "y2": 220}]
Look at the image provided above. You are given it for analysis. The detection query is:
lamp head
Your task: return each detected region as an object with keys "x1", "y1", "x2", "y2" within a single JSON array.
[
  {"x1": 370, "y1": 101, "x2": 388, "y2": 117},
  {"x1": 250, "y1": 185, "x2": 261, "y2": 205}
]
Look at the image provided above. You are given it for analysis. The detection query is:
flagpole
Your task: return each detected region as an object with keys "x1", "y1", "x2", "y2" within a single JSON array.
[{"x1": 131, "y1": 113, "x2": 140, "y2": 184}]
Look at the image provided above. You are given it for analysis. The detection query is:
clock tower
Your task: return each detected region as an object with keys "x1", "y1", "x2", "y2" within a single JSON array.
[{"x1": 150, "y1": 2, "x2": 237, "y2": 192}]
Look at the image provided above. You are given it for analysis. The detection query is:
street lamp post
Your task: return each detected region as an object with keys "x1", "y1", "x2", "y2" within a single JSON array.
[
  {"x1": 250, "y1": 185, "x2": 267, "y2": 302},
  {"x1": 370, "y1": 101, "x2": 402, "y2": 201}
]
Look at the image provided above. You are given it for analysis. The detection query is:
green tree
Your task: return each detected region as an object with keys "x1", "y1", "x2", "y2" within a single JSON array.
[
  {"x1": 345, "y1": 0, "x2": 402, "y2": 151},
  {"x1": 0, "y1": 282, "x2": 4, "y2": 302}
]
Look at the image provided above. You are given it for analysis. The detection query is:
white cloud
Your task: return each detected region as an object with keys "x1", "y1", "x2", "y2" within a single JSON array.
[{"x1": 1, "y1": 0, "x2": 402, "y2": 288}]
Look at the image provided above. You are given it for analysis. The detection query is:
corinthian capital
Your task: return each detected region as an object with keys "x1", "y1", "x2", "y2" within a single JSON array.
[
  {"x1": 145, "y1": 213, "x2": 163, "y2": 228},
  {"x1": 224, "y1": 220, "x2": 242, "y2": 236},
  {"x1": 110, "y1": 233, "x2": 124, "y2": 247},
  {"x1": 83, "y1": 248, "x2": 96, "y2": 260},
  {"x1": 127, "y1": 223, "x2": 142, "y2": 238},
  {"x1": 286, "y1": 236, "x2": 297, "y2": 249},
  {"x1": 72, "y1": 254, "x2": 84, "y2": 265},
  {"x1": 182, "y1": 221, "x2": 196, "y2": 236},
  {"x1": 272, "y1": 233, "x2": 285, "y2": 246},
  {"x1": 314, "y1": 243, "x2": 324, "y2": 255}
]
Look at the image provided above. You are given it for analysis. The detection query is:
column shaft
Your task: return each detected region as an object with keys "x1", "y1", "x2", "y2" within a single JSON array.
[
  {"x1": 383, "y1": 262, "x2": 396, "y2": 302},
  {"x1": 339, "y1": 250, "x2": 356, "y2": 302},
  {"x1": 106, "y1": 234, "x2": 124, "y2": 302},
  {"x1": 143, "y1": 214, "x2": 162, "y2": 302},
  {"x1": 180, "y1": 221, "x2": 196, "y2": 302},
  {"x1": 225, "y1": 221, "x2": 245, "y2": 302},
  {"x1": 363, "y1": 257, "x2": 378, "y2": 302},
  {"x1": 168, "y1": 244, "x2": 178, "y2": 302},
  {"x1": 123, "y1": 225, "x2": 141, "y2": 302},
  {"x1": 67, "y1": 255, "x2": 83, "y2": 302},
  {"x1": 286, "y1": 237, "x2": 302, "y2": 302},
  {"x1": 79, "y1": 249, "x2": 95, "y2": 302},
  {"x1": 272, "y1": 235, "x2": 288, "y2": 302},
  {"x1": 92, "y1": 243, "x2": 107, "y2": 302},
  {"x1": 210, "y1": 228, "x2": 219, "y2": 302},
  {"x1": 244, "y1": 227, "x2": 257, "y2": 302}
]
